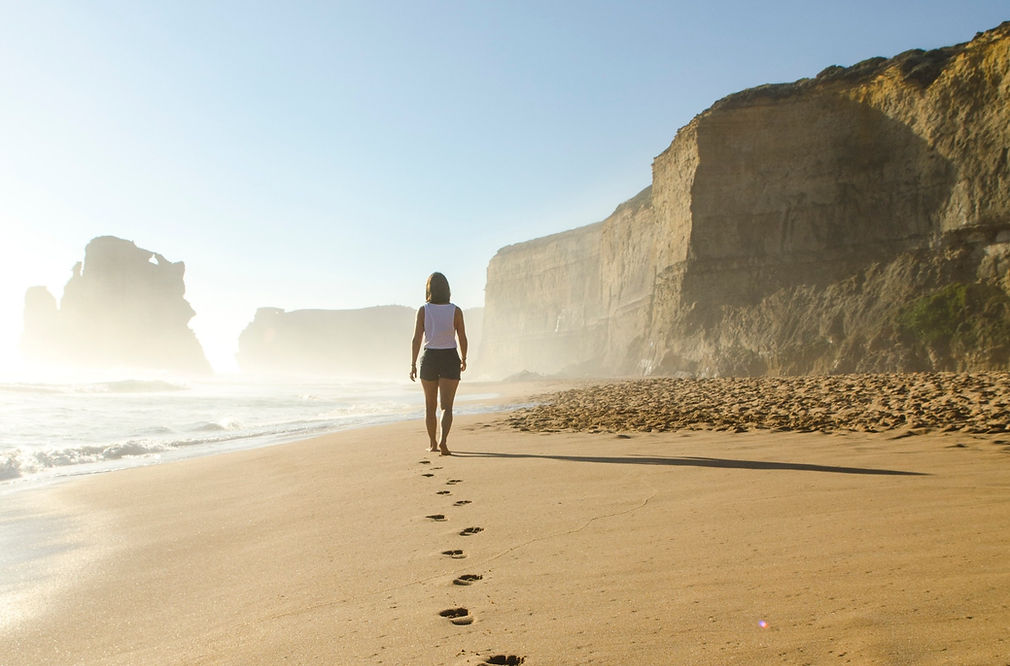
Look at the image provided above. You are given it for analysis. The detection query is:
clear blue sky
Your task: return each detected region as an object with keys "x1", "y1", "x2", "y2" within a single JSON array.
[{"x1": 1, "y1": 1, "x2": 1006, "y2": 372}]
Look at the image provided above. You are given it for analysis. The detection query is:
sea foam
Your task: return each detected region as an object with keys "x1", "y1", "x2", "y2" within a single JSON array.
[{"x1": 1, "y1": 376, "x2": 499, "y2": 489}]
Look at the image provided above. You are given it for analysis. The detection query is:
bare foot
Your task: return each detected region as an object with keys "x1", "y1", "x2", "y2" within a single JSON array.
[
  {"x1": 427, "y1": 446, "x2": 439, "y2": 453},
  {"x1": 439, "y1": 444, "x2": 451, "y2": 456}
]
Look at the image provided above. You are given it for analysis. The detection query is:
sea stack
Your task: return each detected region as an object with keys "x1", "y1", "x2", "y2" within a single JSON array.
[{"x1": 21, "y1": 236, "x2": 212, "y2": 374}]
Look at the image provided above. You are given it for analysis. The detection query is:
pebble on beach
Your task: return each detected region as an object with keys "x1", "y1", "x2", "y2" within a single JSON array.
[{"x1": 505, "y1": 372, "x2": 1010, "y2": 435}]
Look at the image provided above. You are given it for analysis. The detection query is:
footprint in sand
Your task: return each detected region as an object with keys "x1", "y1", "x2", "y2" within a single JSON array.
[
  {"x1": 436, "y1": 490, "x2": 451, "y2": 495},
  {"x1": 453, "y1": 500, "x2": 471, "y2": 506},
  {"x1": 419, "y1": 460, "x2": 431, "y2": 465},
  {"x1": 446, "y1": 479, "x2": 462, "y2": 485},
  {"x1": 439, "y1": 607, "x2": 473, "y2": 625},
  {"x1": 426, "y1": 514, "x2": 447, "y2": 521},
  {"x1": 459, "y1": 527, "x2": 483, "y2": 536},
  {"x1": 453, "y1": 574, "x2": 482, "y2": 586},
  {"x1": 484, "y1": 656, "x2": 525, "y2": 665},
  {"x1": 421, "y1": 473, "x2": 435, "y2": 478},
  {"x1": 441, "y1": 549, "x2": 466, "y2": 559}
]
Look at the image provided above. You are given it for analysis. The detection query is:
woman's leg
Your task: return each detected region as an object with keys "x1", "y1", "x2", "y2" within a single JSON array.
[
  {"x1": 437, "y1": 378, "x2": 460, "y2": 454},
  {"x1": 421, "y1": 379, "x2": 439, "y2": 452}
]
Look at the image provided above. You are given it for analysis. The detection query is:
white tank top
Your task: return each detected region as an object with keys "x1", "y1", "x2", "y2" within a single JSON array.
[{"x1": 423, "y1": 303, "x2": 458, "y2": 349}]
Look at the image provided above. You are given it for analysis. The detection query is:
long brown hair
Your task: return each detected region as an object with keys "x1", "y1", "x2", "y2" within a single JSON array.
[{"x1": 426, "y1": 272, "x2": 451, "y2": 304}]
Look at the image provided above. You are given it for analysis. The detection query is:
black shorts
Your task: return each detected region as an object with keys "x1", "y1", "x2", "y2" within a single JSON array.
[{"x1": 419, "y1": 348, "x2": 461, "y2": 381}]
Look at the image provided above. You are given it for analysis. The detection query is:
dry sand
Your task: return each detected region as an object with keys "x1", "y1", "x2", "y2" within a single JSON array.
[{"x1": 3, "y1": 375, "x2": 1010, "y2": 665}]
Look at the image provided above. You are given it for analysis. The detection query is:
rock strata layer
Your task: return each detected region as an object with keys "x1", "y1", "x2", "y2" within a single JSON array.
[
  {"x1": 21, "y1": 236, "x2": 210, "y2": 374},
  {"x1": 506, "y1": 372, "x2": 1010, "y2": 435},
  {"x1": 482, "y1": 22, "x2": 1010, "y2": 378}
]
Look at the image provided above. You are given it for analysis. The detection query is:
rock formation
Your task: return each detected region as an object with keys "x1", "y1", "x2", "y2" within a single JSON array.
[
  {"x1": 21, "y1": 236, "x2": 211, "y2": 374},
  {"x1": 483, "y1": 223, "x2": 605, "y2": 376},
  {"x1": 237, "y1": 305, "x2": 483, "y2": 378},
  {"x1": 481, "y1": 22, "x2": 1010, "y2": 378}
]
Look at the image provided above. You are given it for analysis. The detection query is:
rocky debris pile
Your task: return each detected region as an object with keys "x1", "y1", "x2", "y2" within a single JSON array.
[{"x1": 505, "y1": 372, "x2": 1010, "y2": 435}]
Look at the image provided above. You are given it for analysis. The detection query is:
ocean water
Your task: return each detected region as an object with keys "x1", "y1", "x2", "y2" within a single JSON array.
[{"x1": 0, "y1": 374, "x2": 497, "y2": 492}]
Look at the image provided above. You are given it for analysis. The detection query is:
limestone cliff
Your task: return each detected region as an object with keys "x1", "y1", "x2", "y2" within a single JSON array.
[
  {"x1": 21, "y1": 236, "x2": 211, "y2": 374},
  {"x1": 237, "y1": 305, "x2": 483, "y2": 378},
  {"x1": 481, "y1": 223, "x2": 604, "y2": 376},
  {"x1": 482, "y1": 22, "x2": 1010, "y2": 378}
]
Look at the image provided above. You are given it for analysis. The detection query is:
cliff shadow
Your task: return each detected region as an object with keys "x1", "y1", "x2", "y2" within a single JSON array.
[{"x1": 452, "y1": 451, "x2": 927, "y2": 476}]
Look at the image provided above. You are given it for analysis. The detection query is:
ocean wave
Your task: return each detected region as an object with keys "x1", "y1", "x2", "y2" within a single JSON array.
[
  {"x1": 28, "y1": 442, "x2": 168, "y2": 469},
  {"x1": 0, "y1": 379, "x2": 189, "y2": 396},
  {"x1": 190, "y1": 418, "x2": 244, "y2": 432},
  {"x1": 1, "y1": 402, "x2": 499, "y2": 486},
  {"x1": 0, "y1": 440, "x2": 169, "y2": 479},
  {"x1": 319, "y1": 400, "x2": 415, "y2": 419},
  {"x1": 81, "y1": 380, "x2": 189, "y2": 394},
  {"x1": 0, "y1": 379, "x2": 446, "y2": 488},
  {"x1": 0, "y1": 383, "x2": 64, "y2": 395},
  {"x1": 4, "y1": 425, "x2": 296, "y2": 480},
  {"x1": 134, "y1": 426, "x2": 175, "y2": 436},
  {"x1": 0, "y1": 453, "x2": 20, "y2": 480}
]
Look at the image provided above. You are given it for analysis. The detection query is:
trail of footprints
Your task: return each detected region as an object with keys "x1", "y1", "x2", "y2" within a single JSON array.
[{"x1": 418, "y1": 458, "x2": 526, "y2": 665}]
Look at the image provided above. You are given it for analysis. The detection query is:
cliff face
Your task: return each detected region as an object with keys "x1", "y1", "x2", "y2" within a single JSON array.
[
  {"x1": 481, "y1": 223, "x2": 605, "y2": 377},
  {"x1": 21, "y1": 236, "x2": 211, "y2": 374},
  {"x1": 238, "y1": 305, "x2": 483, "y2": 379},
  {"x1": 483, "y1": 22, "x2": 1010, "y2": 378}
]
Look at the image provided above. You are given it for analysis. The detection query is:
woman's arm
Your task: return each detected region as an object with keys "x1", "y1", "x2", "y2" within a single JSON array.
[
  {"x1": 410, "y1": 306, "x2": 424, "y2": 381},
  {"x1": 455, "y1": 307, "x2": 468, "y2": 372}
]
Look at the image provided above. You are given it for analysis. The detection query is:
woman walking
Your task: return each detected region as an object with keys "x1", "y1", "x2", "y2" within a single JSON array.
[{"x1": 410, "y1": 272, "x2": 467, "y2": 455}]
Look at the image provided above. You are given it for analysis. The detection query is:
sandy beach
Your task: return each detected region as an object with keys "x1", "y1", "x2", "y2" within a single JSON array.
[{"x1": 3, "y1": 374, "x2": 1010, "y2": 665}]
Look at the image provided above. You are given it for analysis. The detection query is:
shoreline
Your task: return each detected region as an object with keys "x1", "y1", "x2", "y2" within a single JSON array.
[
  {"x1": 4, "y1": 375, "x2": 1010, "y2": 663},
  {"x1": 0, "y1": 378, "x2": 565, "y2": 496}
]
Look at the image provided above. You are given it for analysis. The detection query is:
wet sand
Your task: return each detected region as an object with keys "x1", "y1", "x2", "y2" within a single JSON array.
[{"x1": 3, "y1": 374, "x2": 1009, "y2": 664}]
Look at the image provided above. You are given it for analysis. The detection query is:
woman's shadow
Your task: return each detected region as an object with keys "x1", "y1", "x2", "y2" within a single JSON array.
[{"x1": 451, "y1": 451, "x2": 927, "y2": 476}]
